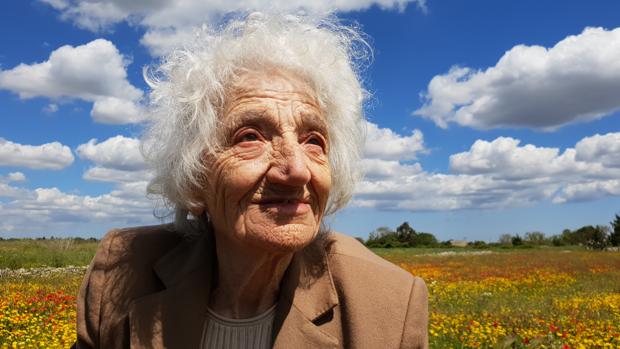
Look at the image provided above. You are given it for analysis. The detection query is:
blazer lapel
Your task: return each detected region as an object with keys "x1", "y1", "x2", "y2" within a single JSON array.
[
  {"x1": 128, "y1": 232, "x2": 340, "y2": 349},
  {"x1": 272, "y1": 305, "x2": 339, "y2": 349},
  {"x1": 129, "y1": 233, "x2": 215, "y2": 348},
  {"x1": 272, "y1": 248, "x2": 340, "y2": 349}
]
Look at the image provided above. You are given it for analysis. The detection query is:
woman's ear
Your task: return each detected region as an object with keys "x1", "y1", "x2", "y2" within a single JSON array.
[
  {"x1": 189, "y1": 205, "x2": 205, "y2": 217},
  {"x1": 187, "y1": 189, "x2": 208, "y2": 217}
]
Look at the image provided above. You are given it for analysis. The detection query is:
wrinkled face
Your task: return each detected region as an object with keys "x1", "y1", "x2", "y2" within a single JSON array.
[{"x1": 201, "y1": 69, "x2": 331, "y2": 253}]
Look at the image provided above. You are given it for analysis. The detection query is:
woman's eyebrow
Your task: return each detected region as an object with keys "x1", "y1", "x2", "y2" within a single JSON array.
[
  {"x1": 224, "y1": 107, "x2": 327, "y2": 136},
  {"x1": 226, "y1": 109, "x2": 275, "y2": 130},
  {"x1": 298, "y1": 112, "x2": 328, "y2": 135}
]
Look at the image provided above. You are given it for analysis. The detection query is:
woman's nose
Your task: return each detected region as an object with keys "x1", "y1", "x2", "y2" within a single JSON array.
[{"x1": 266, "y1": 138, "x2": 311, "y2": 187}]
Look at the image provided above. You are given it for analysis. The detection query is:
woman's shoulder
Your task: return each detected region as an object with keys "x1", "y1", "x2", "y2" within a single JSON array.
[
  {"x1": 86, "y1": 223, "x2": 186, "y2": 296},
  {"x1": 325, "y1": 231, "x2": 426, "y2": 297},
  {"x1": 96, "y1": 223, "x2": 183, "y2": 263},
  {"x1": 89, "y1": 223, "x2": 190, "y2": 289},
  {"x1": 75, "y1": 224, "x2": 188, "y2": 347},
  {"x1": 88, "y1": 224, "x2": 183, "y2": 277},
  {"x1": 99, "y1": 223, "x2": 181, "y2": 246},
  {"x1": 324, "y1": 232, "x2": 428, "y2": 348},
  {"x1": 326, "y1": 231, "x2": 416, "y2": 280}
]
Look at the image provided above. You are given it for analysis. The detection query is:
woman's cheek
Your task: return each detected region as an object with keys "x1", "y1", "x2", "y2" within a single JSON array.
[
  {"x1": 309, "y1": 162, "x2": 331, "y2": 214},
  {"x1": 219, "y1": 152, "x2": 270, "y2": 196}
]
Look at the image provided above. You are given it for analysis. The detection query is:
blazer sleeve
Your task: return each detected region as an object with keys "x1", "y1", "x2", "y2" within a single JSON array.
[
  {"x1": 400, "y1": 276, "x2": 429, "y2": 349},
  {"x1": 74, "y1": 229, "x2": 120, "y2": 349}
]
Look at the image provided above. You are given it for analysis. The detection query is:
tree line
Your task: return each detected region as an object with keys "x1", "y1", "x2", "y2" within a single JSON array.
[{"x1": 361, "y1": 214, "x2": 620, "y2": 250}]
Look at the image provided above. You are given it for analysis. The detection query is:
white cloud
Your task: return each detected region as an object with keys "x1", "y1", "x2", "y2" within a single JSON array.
[
  {"x1": 39, "y1": 0, "x2": 128, "y2": 32},
  {"x1": 0, "y1": 172, "x2": 28, "y2": 199},
  {"x1": 0, "y1": 137, "x2": 156, "y2": 234},
  {"x1": 76, "y1": 135, "x2": 145, "y2": 171},
  {"x1": 553, "y1": 180, "x2": 620, "y2": 204},
  {"x1": 139, "y1": 27, "x2": 199, "y2": 57},
  {"x1": 1, "y1": 172, "x2": 27, "y2": 183},
  {"x1": 354, "y1": 131, "x2": 620, "y2": 211},
  {"x1": 0, "y1": 184, "x2": 30, "y2": 199},
  {"x1": 40, "y1": 0, "x2": 69, "y2": 10},
  {"x1": 43, "y1": 103, "x2": 59, "y2": 113},
  {"x1": 83, "y1": 166, "x2": 152, "y2": 183},
  {"x1": 0, "y1": 39, "x2": 139, "y2": 100},
  {"x1": 77, "y1": 135, "x2": 152, "y2": 190},
  {"x1": 449, "y1": 136, "x2": 619, "y2": 181},
  {"x1": 0, "y1": 135, "x2": 157, "y2": 234},
  {"x1": 354, "y1": 172, "x2": 551, "y2": 211},
  {"x1": 0, "y1": 139, "x2": 74, "y2": 170},
  {"x1": 575, "y1": 132, "x2": 620, "y2": 169},
  {"x1": 0, "y1": 183, "x2": 157, "y2": 235},
  {"x1": 0, "y1": 172, "x2": 29, "y2": 199},
  {"x1": 39, "y1": 0, "x2": 426, "y2": 56},
  {"x1": 451, "y1": 137, "x2": 569, "y2": 180},
  {"x1": 359, "y1": 121, "x2": 426, "y2": 182},
  {"x1": 0, "y1": 39, "x2": 144, "y2": 124},
  {"x1": 414, "y1": 27, "x2": 620, "y2": 130},
  {"x1": 364, "y1": 121, "x2": 425, "y2": 160},
  {"x1": 361, "y1": 158, "x2": 422, "y2": 180},
  {"x1": 91, "y1": 97, "x2": 145, "y2": 124}
]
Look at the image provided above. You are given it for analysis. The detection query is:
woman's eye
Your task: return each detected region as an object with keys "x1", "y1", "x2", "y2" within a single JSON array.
[
  {"x1": 238, "y1": 132, "x2": 259, "y2": 143},
  {"x1": 305, "y1": 135, "x2": 326, "y2": 151},
  {"x1": 307, "y1": 137, "x2": 322, "y2": 146}
]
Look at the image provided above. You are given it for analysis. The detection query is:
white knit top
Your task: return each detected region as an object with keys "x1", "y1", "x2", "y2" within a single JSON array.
[{"x1": 200, "y1": 304, "x2": 277, "y2": 349}]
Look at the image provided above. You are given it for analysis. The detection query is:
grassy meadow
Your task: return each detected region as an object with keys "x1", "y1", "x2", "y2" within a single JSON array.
[
  {"x1": 0, "y1": 239, "x2": 96, "y2": 348},
  {"x1": 0, "y1": 239, "x2": 98, "y2": 269},
  {"x1": 0, "y1": 239, "x2": 619, "y2": 348}
]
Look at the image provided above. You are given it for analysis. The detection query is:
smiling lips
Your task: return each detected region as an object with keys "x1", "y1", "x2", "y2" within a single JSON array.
[{"x1": 254, "y1": 197, "x2": 312, "y2": 215}]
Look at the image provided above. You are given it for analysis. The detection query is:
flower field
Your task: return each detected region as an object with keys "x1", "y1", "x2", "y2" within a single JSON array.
[
  {"x1": 0, "y1": 267, "x2": 84, "y2": 348},
  {"x1": 380, "y1": 249, "x2": 620, "y2": 348},
  {"x1": 1, "y1": 246, "x2": 619, "y2": 348}
]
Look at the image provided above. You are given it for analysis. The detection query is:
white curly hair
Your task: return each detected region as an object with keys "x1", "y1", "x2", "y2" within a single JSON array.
[{"x1": 141, "y1": 12, "x2": 371, "y2": 234}]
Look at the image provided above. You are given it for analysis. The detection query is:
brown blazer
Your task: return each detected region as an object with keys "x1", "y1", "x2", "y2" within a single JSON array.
[{"x1": 74, "y1": 224, "x2": 428, "y2": 348}]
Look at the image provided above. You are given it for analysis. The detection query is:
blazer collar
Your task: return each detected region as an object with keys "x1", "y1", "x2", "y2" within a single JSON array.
[
  {"x1": 272, "y1": 248, "x2": 340, "y2": 348},
  {"x1": 129, "y1": 233, "x2": 214, "y2": 348},
  {"x1": 129, "y1": 232, "x2": 339, "y2": 348}
]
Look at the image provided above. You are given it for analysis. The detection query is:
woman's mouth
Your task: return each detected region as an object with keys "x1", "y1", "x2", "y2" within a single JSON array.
[{"x1": 254, "y1": 197, "x2": 311, "y2": 215}]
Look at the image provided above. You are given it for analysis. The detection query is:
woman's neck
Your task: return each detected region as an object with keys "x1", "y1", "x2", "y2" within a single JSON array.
[{"x1": 209, "y1": 235, "x2": 293, "y2": 319}]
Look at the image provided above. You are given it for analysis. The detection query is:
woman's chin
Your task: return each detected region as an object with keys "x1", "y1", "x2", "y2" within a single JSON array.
[{"x1": 244, "y1": 222, "x2": 318, "y2": 253}]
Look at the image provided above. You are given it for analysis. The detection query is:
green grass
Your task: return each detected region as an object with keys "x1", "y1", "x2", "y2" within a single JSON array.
[
  {"x1": 370, "y1": 245, "x2": 585, "y2": 262},
  {"x1": 0, "y1": 239, "x2": 99, "y2": 269},
  {"x1": 0, "y1": 239, "x2": 586, "y2": 269}
]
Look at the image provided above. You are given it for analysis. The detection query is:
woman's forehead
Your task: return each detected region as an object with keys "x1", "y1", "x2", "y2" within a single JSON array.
[{"x1": 225, "y1": 68, "x2": 321, "y2": 110}]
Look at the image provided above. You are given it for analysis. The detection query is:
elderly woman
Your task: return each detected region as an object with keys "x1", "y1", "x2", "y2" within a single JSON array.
[{"x1": 74, "y1": 13, "x2": 428, "y2": 349}]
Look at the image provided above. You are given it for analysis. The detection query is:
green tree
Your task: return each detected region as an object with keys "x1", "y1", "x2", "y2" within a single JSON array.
[
  {"x1": 469, "y1": 240, "x2": 488, "y2": 249},
  {"x1": 525, "y1": 231, "x2": 546, "y2": 245},
  {"x1": 551, "y1": 235, "x2": 565, "y2": 246},
  {"x1": 365, "y1": 223, "x2": 439, "y2": 248},
  {"x1": 366, "y1": 227, "x2": 402, "y2": 248},
  {"x1": 561, "y1": 226, "x2": 601, "y2": 246},
  {"x1": 498, "y1": 234, "x2": 512, "y2": 246},
  {"x1": 560, "y1": 229, "x2": 574, "y2": 245},
  {"x1": 396, "y1": 222, "x2": 416, "y2": 244},
  {"x1": 610, "y1": 214, "x2": 620, "y2": 247},
  {"x1": 411, "y1": 232, "x2": 438, "y2": 247},
  {"x1": 585, "y1": 225, "x2": 609, "y2": 250}
]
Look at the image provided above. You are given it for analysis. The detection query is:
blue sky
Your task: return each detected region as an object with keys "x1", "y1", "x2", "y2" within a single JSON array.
[{"x1": 1, "y1": 0, "x2": 619, "y2": 241}]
